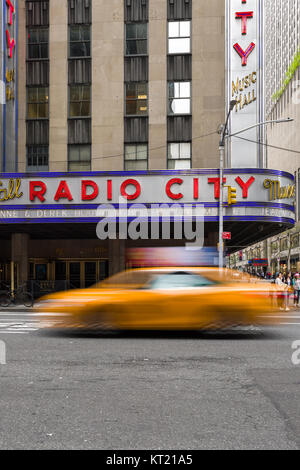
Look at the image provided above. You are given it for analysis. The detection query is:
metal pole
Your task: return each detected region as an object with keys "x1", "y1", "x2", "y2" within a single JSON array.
[
  {"x1": 10, "y1": 261, "x2": 14, "y2": 296},
  {"x1": 219, "y1": 145, "x2": 225, "y2": 269}
]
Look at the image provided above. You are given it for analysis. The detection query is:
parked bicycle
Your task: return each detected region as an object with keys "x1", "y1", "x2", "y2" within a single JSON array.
[{"x1": 0, "y1": 284, "x2": 34, "y2": 308}]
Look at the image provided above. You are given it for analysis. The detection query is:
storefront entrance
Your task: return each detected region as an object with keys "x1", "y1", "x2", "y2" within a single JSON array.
[{"x1": 27, "y1": 259, "x2": 109, "y2": 298}]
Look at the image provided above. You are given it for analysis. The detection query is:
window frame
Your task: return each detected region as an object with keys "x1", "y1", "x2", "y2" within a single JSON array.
[
  {"x1": 167, "y1": 20, "x2": 191, "y2": 55},
  {"x1": 26, "y1": 145, "x2": 49, "y2": 171},
  {"x1": 27, "y1": 27, "x2": 49, "y2": 61},
  {"x1": 26, "y1": 86, "x2": 49, "y2": 120},
  {"x1": 167, "y1": 142, "x2": 192, "y2": 170},
  {"x1": 125, "y1": 82, "x2": 148, "y2": 116},
  {"x1": 68, "y1": 144, "x2": 91, "y2": 172},
  {"x1": 125, "y1": 22, "x2": 148, "y2": 57},
  {"x1": 69, "y1": 84, "x2": 91, "y2": 119},
  {"x1": 69, "y1": 24, "x2": 91, "y2": 59},
  {"x1": 167, "y1": 80, "x2": 191, "y2": 115},
  {"x1": 124, "y1": 143, "x2": 148, "y2": 171}
]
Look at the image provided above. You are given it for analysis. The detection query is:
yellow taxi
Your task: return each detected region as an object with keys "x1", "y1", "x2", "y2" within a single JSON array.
[{"x1": 34, "y1": 267, "x2": 279, "y2": 332}]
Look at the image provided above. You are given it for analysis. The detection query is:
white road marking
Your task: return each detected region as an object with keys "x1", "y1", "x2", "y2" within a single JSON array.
[
  {"x1": 0, "y1": 319, "x2": 61, "y2": 334},
  {"x1": 0, "y1": 312, "x2": 68, "y2": 317},
  {"x1": 262, "y1": 315, "x2": 300, "y2": 319}
]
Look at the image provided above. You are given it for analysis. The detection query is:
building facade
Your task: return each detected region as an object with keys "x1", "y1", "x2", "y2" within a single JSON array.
[
  {"x1": 0, "y1": 0, "x2": 296, "y2": 295},
  {"x1": 17, "y1": 0, "x2": 225, "y2": 174},
  {"x1": 229, "y1": 0, "x2": 300, "y2": 274}
]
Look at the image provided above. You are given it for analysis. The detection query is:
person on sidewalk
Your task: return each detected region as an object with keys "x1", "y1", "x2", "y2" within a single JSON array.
[
  {"x1": 284, "y1": 272, "x2": 292, "y2": 311},
  {"x1": 294, "y1": 273, "x2": 300, "y2": 307},
  {"x1": 275, "y1": 273, "x2": 287, "y2": 311}
]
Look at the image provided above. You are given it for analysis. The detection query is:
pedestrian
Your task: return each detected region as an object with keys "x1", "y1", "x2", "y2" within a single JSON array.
[
  {"x1": 294, "y1": 273, "x2": 300, "y2": 307},
  {"x1": 284, "y1": 272, "x2": 292, "y2": 311},
  {"x1": 275, "y1": 273, "x2": 286, "y2": 310}
]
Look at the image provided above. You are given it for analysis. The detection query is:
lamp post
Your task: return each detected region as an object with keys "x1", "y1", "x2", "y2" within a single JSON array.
[{"x1": 218, "y1": 114, "x2": 294, "y2": 270}]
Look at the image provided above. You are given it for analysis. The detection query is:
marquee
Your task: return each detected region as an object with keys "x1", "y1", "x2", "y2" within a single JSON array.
[{"x1": 0, "y1": 169, "x2": 295, "y2": 225}]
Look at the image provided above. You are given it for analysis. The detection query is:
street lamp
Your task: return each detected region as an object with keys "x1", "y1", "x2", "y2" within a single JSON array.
[{"x1": 218, "y1": 113, "x2": 294, "y2": 270}]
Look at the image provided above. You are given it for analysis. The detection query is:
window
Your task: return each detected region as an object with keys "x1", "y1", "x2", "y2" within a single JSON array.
[
  {"x1": 125, "y1": 82, "x2": 148, "y2": 115},
  {"x1": 27, "y1": 146, "x2": 49, "y2": 170},
  {"x1": 280, "y1": 238, "x2": 288, "y2": 251},
  {"x1": 125, "y1": 144, "x2": 148, "y2": 170},
  {"x1": 68, "y1": 144, "x2": 91, "y2": 171},
  {"x1": 168, "y1": 21, "x2": 191, "y2": 54},
  {"x1": 125, "y1": 23, "x2": 147, "y2": 55},
  {"x1": 168, "y1": 81, "x2": 191, "y2": 114},
  {"x1": 291, "y1": 234, "x2": 299, "y2": 249},
  {"x1": 69, "y1": 85, "x2": 91, "y2": 117},
  {"x1": 168, "y1": 142, "x2": 191, "y2": 169},
  {"x1": 27, "y1": 87, "x2": 49, "y2": 119},
  {"x1": 69, "y1": 25, "x2": 90, "y2": 57},
  {"x1": 271, "y1": 241, "x2": 278, "y2": 254},
  {"x1": 27, "y1": 28, "x2": 48, "y2": 59},
  {"x1": 148, "y1": 272, "x2": 215, "y2": 290}
]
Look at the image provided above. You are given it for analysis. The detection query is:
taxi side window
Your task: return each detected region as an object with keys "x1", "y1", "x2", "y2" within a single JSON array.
[{"x1": 148, "y1": 272, "x2": 215, "y2": 290}]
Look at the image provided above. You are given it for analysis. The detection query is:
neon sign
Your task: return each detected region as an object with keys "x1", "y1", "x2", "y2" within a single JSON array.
[
  {"x1": 233, "y1": 1, "x2": 255, "y2": 66},
  {"x1": 227, "y1": 0, "x2": 263, "y2": 167},
  {"x1": 5, "y1": 0, "x2": 15, "y2": 58}
]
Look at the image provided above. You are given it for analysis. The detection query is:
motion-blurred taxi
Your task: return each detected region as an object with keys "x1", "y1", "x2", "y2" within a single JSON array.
[{"x1": 34, "y1": 268, "x2": 280, "y2": 331}]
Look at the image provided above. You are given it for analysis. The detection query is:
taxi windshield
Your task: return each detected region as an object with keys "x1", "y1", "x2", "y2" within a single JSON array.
[{"x1": 146, "y1": 272, "x2": 216, "y2": 290}]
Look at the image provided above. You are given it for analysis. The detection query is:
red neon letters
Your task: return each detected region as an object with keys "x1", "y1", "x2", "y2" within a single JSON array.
[
  {"x1": 5, "y1": 0, "x2": 15, "y2": 58},
  {"x1": 235, "y1": 11, "x2": 253, "y2": 35},
  {"x1": 235, "y1": 176, "x2": 255, "y2": 198},
  {"x1": 165, "y1": 179, "x2": 184, "y2": 200},
  {"x1": 208, "y1": 178, "x2": 227, "y2": 200},
  {"x1": 233, "y1": 1, "x2": 255, "y2": 66},
  {"x1": 107, "y1": 180, "x2": 112, "y2": 201},
  {"x1": 120, "y1": 179, "x2": 141, "y2": 200},
  {"x1": 27, "y1": 176, "x2": 257, "y2": 203},
  {"x1": 233, "y1": 42, "x2": 255, "y2": 66},
  {"x1": 193, "y1": 179, "x2": 199, "y2": 200},
  {"x1": 81, "y1": 180, "x2": 99, "y2": 201},
  {"x1": 6, "y1": 29, "x2": 15, "y2": 58},
  {"x1": 29, "y1": 182, "x2": 47, "y2": 202},
  {"x1": 6, "y1": 0, "x2": 15, "y2": 25},
  {"x1": 54, "y1": 181, "x2": 73, "y2": 202}
]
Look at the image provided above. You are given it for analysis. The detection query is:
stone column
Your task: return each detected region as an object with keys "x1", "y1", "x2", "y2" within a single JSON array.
[
  {"x1": 109, "y1": 239, "x2": 125, "y2": 276},
  {"x1": 49, "y1": 0, "x2": 68, "y2": 171},
  {"x1": 148, "y1": 0, "x2": 167, "y2": 169},
  {"x1": 11, "y1": 233, "x2": 30, "y2": 286},
  {"x1": 92, "y1": 0, "x2": 124, "y2": 171}
]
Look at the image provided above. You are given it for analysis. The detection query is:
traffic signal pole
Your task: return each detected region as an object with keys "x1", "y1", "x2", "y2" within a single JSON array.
[{"x1": 218, "y1": 144, "x2": 225, "y2": 271}]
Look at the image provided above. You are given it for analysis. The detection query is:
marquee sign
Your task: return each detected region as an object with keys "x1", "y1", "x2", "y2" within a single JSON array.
[
  {"x1": 0, "y1": 170, "x2": 295, "y2": 224},
  {"x1": 226, "y1": 0, "x2": 263, "y2": 168}
]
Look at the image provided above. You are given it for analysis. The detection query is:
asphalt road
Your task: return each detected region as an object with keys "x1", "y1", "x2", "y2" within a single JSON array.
[{"x1": 0, "y1": 311, "x2": 300, "y2": 450}]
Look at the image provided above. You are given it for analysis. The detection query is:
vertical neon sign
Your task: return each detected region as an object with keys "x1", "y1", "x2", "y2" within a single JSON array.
[
  {"x1": 227, "y1": 0, "x2": 264, "y2": 169},
  {"x1": 2, "y1": 0, "x2": 17, "y2": 172}
]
